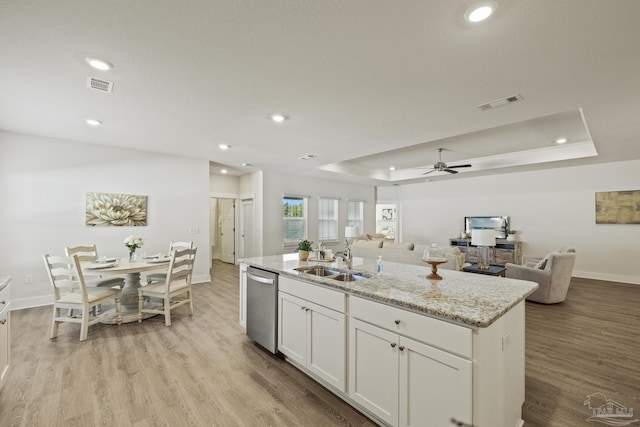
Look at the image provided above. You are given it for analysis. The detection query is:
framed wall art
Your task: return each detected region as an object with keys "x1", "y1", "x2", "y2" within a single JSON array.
[
  {"x1": 595, "y1": 190, "x2": 640, "y2": 224},
  {"x1": 85, "y1": 192, "x2": 148, "y2": 226}
]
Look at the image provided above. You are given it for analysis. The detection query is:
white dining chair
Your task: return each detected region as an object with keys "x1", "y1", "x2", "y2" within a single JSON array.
[
  {"x1": 138, "y1": 247, "x2": 196, "y2": 326},
  {"x1": 43, "y1": 254, "x2": 122, "y2": 341},
  {"x1": 146, "y1": 241, "x2": 194, "y2": 285},
  {"x1": 65, "y1": 244, "x2": 125, "y2": 289}
]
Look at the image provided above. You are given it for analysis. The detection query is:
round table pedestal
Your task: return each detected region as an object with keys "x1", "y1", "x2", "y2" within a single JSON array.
[{"x1": 101, "y1": 272, "x2": 161, "y2": 324}]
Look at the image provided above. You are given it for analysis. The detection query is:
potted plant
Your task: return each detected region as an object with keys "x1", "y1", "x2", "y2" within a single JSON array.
[
  {"x1": 506, "y1": 229, "x2": 517, "y2": 242},
  {"x1": 297, "y1": 239, "x2": 313, "y2": 261}
]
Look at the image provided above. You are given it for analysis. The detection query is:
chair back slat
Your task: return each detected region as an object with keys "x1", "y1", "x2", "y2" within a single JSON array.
[
  {"x1": 168, "y1": 241, "x2": 194, "y2": 255},
  {"x1": 65, "y1": 245, "x2": 100, "y2": 262},
  {"x1": 43, "y1": 254, "x2": 89, "y2": 297},
  {"x1": 165, "y1": 247, "x2": 197, "y2": 290}
]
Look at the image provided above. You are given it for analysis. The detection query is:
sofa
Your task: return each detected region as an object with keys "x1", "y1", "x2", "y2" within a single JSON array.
[{"x1": 349, "y1": 236, "x2": 467, "y2": 271}]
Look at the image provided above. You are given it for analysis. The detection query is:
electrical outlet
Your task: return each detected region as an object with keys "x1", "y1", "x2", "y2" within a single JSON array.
[
  {"x1": 188, "y1": 226, "x2": 199, "y2": 234},
  {"x1": 25, "y1": 274, "x2": 33, "y2": 284}
]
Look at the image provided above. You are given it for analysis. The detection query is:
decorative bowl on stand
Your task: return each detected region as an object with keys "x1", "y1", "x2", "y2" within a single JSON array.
[{"x1": 423, "y1": 246, "x2": 447, "y2": 280}]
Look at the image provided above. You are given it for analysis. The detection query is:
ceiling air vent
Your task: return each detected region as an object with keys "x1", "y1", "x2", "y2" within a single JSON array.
[
  {"x1": 477, "y1": 93, "x2": 523, "y2": 110},
  {"x1": 86, "y1": 76, "x2": 114, "y2": 93}
]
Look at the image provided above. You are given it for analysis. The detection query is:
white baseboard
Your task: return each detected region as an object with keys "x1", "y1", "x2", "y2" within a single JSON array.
[
  {"x1": 192, "y1": 274, "x2": 211, "y2": 284},
  {"x1": 573, "y1": 270, "x2": 640, "y2": 285}
]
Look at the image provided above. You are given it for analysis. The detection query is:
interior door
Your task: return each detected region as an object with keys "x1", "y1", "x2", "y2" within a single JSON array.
[
  {"x1": 218, "y1": 198, "x2": 235, "y2": 264},
  {"x1": 240, "y1": 198, "x2": 255, "y2": 259}
]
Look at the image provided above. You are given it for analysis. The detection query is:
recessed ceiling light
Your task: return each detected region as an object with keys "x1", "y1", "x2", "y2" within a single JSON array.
[
  {"x1": 299, "y1": 154, "x2": 317, "y2": 160},
  {"x1": 465, "y1": 2, "x2": 496, "y2": 23},
  {"x1": 270, "y1": 114, "x2": 288, "y2": 123},
  {"x1": 218, "y1": 144, "x2": 231, "y2": 150},
  {"x1": 85, "y1": 57, "x2": 113, "y2": 71},
  {"x1": 389, "y1": 166, "x2": 396, "y2": 171},
  {"x1": 85, "y1": 118, "x2": 102, "y2": 126},
  {"x1": 555, "y1": 137, "x2": 568, "y2": 144},
  {"x1": 242, "y1": 162, "x2": 253, "y2": 167},
  {"x1": 220, "y1": 169, "x2": 228, "y2": 174}
]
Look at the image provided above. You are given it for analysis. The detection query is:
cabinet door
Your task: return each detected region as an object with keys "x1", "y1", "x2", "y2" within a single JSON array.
[
  {"x1": 398, "y1": 336, "x2": 472, "y2": 427},
  {"x1": 307, "y1": 301, "x2": 346, "y2": 392},
  {"x1": 278, "y1": 292, "x2": 307, "y2": 365},
  {"x1": 239, "y1": 264, "x2": 247, "y2": 327},
  {"x1": 349, "y1": 318, "x2": 399, "y2": 426}
]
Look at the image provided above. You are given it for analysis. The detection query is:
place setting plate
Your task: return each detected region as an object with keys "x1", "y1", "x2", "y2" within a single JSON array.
[
  {"x1": 147, "y1": 257, "x2": 170, "y2": 264},
  {"x1": 87, "y1": 260, "x2": 117, "y2": 269}
]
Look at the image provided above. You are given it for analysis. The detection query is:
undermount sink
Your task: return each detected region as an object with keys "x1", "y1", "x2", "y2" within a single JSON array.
[
  {"x1": 294, "y1": 266, "x2": 369, "y2": 282},
  {"x1": 332, "y1": 273, "x2": 367, "y2": 282}
]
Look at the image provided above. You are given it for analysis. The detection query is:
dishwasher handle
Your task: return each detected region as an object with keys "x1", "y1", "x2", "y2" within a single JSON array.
[{"x1": 247, "y1": 272, "x2": 275, "y2": 285}]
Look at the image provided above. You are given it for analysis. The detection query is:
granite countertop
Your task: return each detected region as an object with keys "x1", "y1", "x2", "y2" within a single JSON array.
[
  {"x1": 241, "y1": 254, "x2": 538, "y2": 328},
  {"x1": 0, "y1": 276, "x2": 10, "y2": 293}
]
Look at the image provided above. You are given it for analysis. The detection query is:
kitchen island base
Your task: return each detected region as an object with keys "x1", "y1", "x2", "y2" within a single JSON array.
[{"x1": 241, "y1": 256, "x2": 533, "y2": 427}]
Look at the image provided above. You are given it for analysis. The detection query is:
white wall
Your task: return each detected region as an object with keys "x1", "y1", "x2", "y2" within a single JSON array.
[
  {"x1": 378, "y1": 159, "x2": 640, "y2": 284},
  {"x1": 262, "y1": 170, "x2": 375, "y2": 256},
  {"x1": 0, "y1": 131, "x2": 212, "y2": 309},
  {"x1": 209, "y1": 173, "x2": 239, "y2": 196}
]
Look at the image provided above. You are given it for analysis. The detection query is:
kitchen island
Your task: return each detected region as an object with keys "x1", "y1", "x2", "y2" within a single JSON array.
[{"x1": 240, "y1": 254, "x2": 537, "y2": 427}]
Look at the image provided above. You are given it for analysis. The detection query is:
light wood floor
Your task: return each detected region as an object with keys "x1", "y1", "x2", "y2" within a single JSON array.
[{"x1": 0, "y1": 261, "x2": 638, "y2": 426}]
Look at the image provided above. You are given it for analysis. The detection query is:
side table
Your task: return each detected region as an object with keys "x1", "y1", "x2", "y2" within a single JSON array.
[{"x1": 462, "y1": 264, "x2": 507, "y2": 277}]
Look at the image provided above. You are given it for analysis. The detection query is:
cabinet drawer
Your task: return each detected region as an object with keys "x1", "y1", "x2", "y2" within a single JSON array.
[
  {"x1": 280, "y1": 276, "x2": 346, "y2": 313},
  {"x1": 349, "y1": 296, "x2": 472, "y2": 358}
]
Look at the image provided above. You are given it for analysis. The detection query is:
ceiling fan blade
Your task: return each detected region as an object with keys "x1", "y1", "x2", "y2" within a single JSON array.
[
  {"x1": 448, "y1": 164, "x2": 472, "y2": 169},
  {"x1": 444, "y1": 168, "x2": 459, "y2": 174},
  {"x1": 422, "y1": 169, "x2": 437, "y2": 176}
]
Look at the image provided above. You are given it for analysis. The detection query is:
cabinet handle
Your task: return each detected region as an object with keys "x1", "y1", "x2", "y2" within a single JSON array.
[
  {"x1": 394, "y1": 319, "x2": 401, "y2": 325},
  {"x1": 390, "y1": 342, "x2": 397, "y2": 348},
  {"x1": 0, "y1": 319, "x2": 5, "y2": 325},
  {"x1": 398, "y1": 345, "x2": 405, "y2": 352}
]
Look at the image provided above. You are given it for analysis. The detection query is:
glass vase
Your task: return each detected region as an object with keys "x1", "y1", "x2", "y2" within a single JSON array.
[{"x1": 129, "y1": 250, "x2": 137, "y2": 262}]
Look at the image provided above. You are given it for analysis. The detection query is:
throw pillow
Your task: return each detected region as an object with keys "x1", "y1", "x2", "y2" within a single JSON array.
[
  {"x1": 382, "y1": 242, "x2": 415, "y2": 250},
  {"x1": 535, "y1": 256, "x2": 548, "y2": 270}
]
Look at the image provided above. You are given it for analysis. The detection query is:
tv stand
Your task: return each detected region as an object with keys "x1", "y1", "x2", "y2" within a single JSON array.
[{"x1": 450, "y1": 238, "x2": 522, "y2": 266}]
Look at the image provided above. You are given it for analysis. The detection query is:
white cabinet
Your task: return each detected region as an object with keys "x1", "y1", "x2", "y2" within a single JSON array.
[
  {"x1": 278, "y1": 276, "x2": 346, "y2": 392},
  {"x1": 239, "y1": 263, "x2": 247, "y2": 328},
  {"x1": 398, "y1": 335, "x2": 472, "y2": 427},
  {"x1": 349, "y1": 318, "x2": 399, "y2": 425},
  {"x1": 349, "y1": 296, "x2": 472, "y2": 427},
  {"x1": 0, "y1": 277, "x2": 10, "y2": 387}
]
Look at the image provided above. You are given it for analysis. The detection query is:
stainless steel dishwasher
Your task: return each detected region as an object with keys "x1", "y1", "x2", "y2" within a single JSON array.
[{"x1": 246, "y1": 266, "x2": 279, "y2": 353}]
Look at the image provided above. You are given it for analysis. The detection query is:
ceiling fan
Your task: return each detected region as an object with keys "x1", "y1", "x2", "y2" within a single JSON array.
[{"x1": 420, "y1": 148, "x2": 472, "y2": 175}]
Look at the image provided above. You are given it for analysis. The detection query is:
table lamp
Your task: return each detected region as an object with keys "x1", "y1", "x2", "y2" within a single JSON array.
[
  {"x1": 471, "y1": 229, "x2": 496, "y2": 270},
  {"x1": 345, "y1": 226, "x2": 359, "y2": 245}
]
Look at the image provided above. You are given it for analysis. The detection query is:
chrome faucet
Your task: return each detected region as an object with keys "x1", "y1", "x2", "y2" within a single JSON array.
[{"x1": 335, "y1": 246, "x2": 353, "y2": 269}]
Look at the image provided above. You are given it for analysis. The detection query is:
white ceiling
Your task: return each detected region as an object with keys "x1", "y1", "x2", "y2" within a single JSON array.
[{"x1": 1, "y1": 1, "x2": 639, "y2": 185}]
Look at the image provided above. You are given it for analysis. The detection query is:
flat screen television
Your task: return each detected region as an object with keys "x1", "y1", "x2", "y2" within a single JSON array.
[{"x1": 464, "y1": 216, "x2": 510, "y2": 239}]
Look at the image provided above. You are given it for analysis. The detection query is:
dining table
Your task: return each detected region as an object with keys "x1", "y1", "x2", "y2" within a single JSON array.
[{"x1": 82, "y1": 257, "x2": 170, "y2": 323}]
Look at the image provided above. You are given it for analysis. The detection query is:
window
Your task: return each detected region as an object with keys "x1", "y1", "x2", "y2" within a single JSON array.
[
  {"x1": 347, "y1": 200, "x2": 364, "y2": 235},
  {"x1": 283, "y1": 196, "x2": 307, "y2": 245},
  {"x1": 318, "y1": 198, "x2": 339, "y2": 242}
]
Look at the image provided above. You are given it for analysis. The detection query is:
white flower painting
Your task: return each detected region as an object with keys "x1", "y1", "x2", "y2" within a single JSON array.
[{"x1": 85, "y1": 192, "x2": 147, "y2": 226}]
